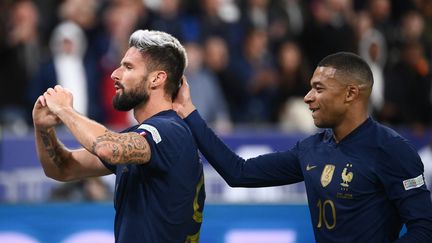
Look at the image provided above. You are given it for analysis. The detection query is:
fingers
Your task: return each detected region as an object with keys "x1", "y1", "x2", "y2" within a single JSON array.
[
  {"x1": 38, "y1": 95, "x2": 46, "y2": 107},
  {"x1": 47, "y1": 87, "x2": 56, "y2": 94},
  {"x1": 42, "y1": 87, "x2": 56, "y2": 107},
  {"x1": 43, "y1": 85, "x2": 67, "y2": 99},
  {"x1": 178, "y1": 76, "x2": 189, "y2": 94},
  {"x1": 54, "y1": 85, "x2": 63, "y2": 91},
  {"x1": 43, "y1": 91, "x2": 49, "y2": 101},
  {"x1": 45, "y1": 85, "x2": 64, "y2": 95},
  {"x1": 181, "y1": 76, "x2": 189, "y2": 87}
]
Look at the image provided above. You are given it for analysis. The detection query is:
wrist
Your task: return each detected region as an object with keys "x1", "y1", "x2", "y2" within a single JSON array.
[
  {"x1": 177, "y1": 104, "x2": 196, "y2": 119},
  {"x1": 184, "y1": 104, "x2": 196, "y2": 118},
  {"x1": 55, "y1": 107, "x2": 75, "y2": 119},
  {"x1": 34, "y1": 125, "x2": 54, "y2": 133}
]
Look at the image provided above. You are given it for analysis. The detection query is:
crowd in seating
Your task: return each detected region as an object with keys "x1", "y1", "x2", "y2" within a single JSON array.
[{"x1": 0, "y1": 0, "x2": 431, "y2": 135}]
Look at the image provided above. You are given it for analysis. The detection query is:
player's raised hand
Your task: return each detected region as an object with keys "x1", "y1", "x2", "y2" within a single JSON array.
[
  {"x1": 32, "y1": 95, "x2": 61, "y2": 129},
  {"x1": 43, "y1": 85, "x2": 74, "y2": 115},
  {"x1": 173, "y1": 76, "x2": 196, "y2": 118}
]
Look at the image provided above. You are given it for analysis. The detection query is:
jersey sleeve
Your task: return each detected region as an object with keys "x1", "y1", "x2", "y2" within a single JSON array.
[
  {"x1": 184, "y1": 110, "x2": 303, "y2": 187},
  {"x1": 100, "y1": 159, "x2": 117, "y2": 174},
  {"x1": 377, "y1": 138, "x2": 432, "y2": 242},
  {"x1": 134, "y1": 122, "x2": 178, "y2": 172}
]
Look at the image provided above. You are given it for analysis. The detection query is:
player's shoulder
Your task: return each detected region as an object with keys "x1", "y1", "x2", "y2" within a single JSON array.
[
  {"x1": 297, "y1": 129, "x2": 328, "y2": 148},
  {"x1": 141, "y1": 110, "x2": 191, "y2": 139},
  {"x1": 370, "y1": 121, "x2": 425, "y2": 176},
  {"x1": 373, "y1": 121, "x2": 410, "y2": 147},
  {"x1": 372, "y1": 121, "x2": 418, "y2": 158},
  {"x1": 143, "y1": 110, "x2": 185, "y2": 130},
  {"x1": 146, "y1": 110, "x2": 182, "y2": 124},
  {"x1": 120, "y1": 124, "x2": 140, "y2": 133}
]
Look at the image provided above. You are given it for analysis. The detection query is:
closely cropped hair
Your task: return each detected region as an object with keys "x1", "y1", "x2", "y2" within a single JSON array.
[
  {"x1": 318, "y1": 52, "x2": 374, "y2": 87},
  {"x1": 129, "y1": 30, "x2": 187, "y2": 99}
]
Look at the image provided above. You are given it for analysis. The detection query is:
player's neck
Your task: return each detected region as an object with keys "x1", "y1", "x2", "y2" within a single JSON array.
[
  {"x1": 332, "y1": 110, "x2": 368, "y2": 143},
  {"x1": 133, "y1": 94, "x2": 172, "y2": 123}
]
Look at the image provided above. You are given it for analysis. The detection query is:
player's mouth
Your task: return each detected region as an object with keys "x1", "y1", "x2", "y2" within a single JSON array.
[
  {"x1": 310, "y1": 107, "x2": 319, "y2": 113},
  {"x1": 310, "y1": 107, "x2": 320, "y2": 118},
  {"x1": 114, "y1": 82, "x2": 124, "y2": 92}
]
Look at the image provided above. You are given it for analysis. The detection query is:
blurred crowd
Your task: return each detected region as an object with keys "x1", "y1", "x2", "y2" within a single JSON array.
[{"x1": 1, "y1": 0, "x2": 432, "y2": 135}]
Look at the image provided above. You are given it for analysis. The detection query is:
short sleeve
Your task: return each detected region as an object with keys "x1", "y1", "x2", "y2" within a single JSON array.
[
  {"x1": 134, "y1": 122, "x2": 179, "y2": 172},
  {"x1": 100, "y1": 159, "x2": 117, "y2": 174}
]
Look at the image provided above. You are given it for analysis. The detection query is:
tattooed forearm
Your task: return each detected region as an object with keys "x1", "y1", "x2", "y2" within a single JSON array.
[
  {"x1": 92, "y1": 130, "x2": 150, "y2": 164},
  {"x1": 39, "y1": 130, "x2": 67, "y2": 167}
]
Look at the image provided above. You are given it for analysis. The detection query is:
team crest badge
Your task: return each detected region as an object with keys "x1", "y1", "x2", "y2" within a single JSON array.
[{"x1": 321, "y1": 164, "x2": 335, "y2": 187}]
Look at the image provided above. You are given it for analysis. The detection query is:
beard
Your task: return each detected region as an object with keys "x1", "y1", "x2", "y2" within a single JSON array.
[{"x1": 112, "y1": 80, "x2": 149, "y2": 111}]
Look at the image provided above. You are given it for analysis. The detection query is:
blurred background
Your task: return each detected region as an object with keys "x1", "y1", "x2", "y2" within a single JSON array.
[{"x1": 0, "y1": 0, "x2": 431, "y2": 242}]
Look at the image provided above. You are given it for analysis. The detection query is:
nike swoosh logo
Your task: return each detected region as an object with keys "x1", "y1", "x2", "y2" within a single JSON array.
[{"x1": 306, "y1": 164, "x2": 317, "y2": 171}]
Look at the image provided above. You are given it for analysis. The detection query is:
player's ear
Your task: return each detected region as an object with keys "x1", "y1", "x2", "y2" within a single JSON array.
[
  {"x1": 345, "y1": 84, "x2": 359, "y2": 102},
  {"x1": 150, "y1": 71, "x2": 167, "y2": 89}
]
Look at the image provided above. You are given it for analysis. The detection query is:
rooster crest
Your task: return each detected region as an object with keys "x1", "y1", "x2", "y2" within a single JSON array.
[{"x1": 341, "y1": 164, "x2": 353, "y2": 187}]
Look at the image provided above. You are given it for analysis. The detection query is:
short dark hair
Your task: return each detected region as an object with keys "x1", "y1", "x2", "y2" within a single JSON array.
[
  {"x1": 318, "y1": 52, "x2": 374, "y2": 87},
  {"x1": 129, "y1": 30, "x2": 187, "y2": 100}
]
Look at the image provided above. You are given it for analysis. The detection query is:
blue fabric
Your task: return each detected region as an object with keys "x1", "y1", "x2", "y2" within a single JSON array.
[
  {"x1": 185, "y1": 110, "x2": 432, "y2": 242},
  {"x1": 101, "y1": 110, "x2": 205, "y2": 243}
]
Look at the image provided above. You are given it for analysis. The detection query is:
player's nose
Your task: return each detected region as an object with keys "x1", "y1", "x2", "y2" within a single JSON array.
[
  {"x1": 111, "y1": 68, "x2": 121, "y2": 82},
  {"x1": 304, "y1": 90, "x2": 314, "y2": 104}
]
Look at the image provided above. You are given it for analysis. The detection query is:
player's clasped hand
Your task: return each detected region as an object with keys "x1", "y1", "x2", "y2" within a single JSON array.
[
  {"x1": 42, "y1": 85, "x2": 74, "y2": 115},
  {"x1": 32, "y1": 95, "x2": 61, "y2": 129}
]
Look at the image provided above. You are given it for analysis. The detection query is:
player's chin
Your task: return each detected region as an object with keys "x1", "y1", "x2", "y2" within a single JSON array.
[
  {"x1": 311, "y1": 116, "x2": 319, "y2": 126},
  {"x1": 313, "y1": 119, "x2": 327, "y2": 128}
]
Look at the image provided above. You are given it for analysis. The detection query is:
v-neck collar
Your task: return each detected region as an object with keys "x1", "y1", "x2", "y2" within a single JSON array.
[{"x1": 324, "y1": 117, "x2": 373, "y2": 145}]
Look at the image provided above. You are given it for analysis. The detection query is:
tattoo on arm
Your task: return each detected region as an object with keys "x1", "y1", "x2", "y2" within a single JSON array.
[
  {"x1": 91, "y1": 130, "x2": 150, "y2": 164},
  {"x1": 39, "y1": 130, "x2": 67, "y2": 167}
]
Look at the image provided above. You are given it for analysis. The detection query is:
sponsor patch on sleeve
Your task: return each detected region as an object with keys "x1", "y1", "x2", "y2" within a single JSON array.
[
  {"x1": 403, "y1": 174, "x2": 424, "y2": 191},
  {"x1": 137, "y1": 124, "x2": 162, "y2": 144}
]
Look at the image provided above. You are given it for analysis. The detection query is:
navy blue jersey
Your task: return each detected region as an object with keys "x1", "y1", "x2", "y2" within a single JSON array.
[
  {"x1": 185, "y1": 111, "x2": 432, "y2": 242},
  {"x1": 102, "y1": 110, "x2": 205, "y2": 243}
]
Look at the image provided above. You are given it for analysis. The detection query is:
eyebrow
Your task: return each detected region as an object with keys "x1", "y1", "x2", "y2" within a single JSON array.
[
  {"x1": 310, "y1": 80, "x2": 324, "y2": 87},
  {"x1": 120, "y1": 61, "x2": 133, "y2": 67}
]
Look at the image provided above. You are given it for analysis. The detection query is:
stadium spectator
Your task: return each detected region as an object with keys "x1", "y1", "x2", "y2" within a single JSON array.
[
  {"x1": 194, "y1": 0, "x2": 242, "y2": 51},
  {"x1": 273, "y1": 40, "x2": 311, "y2": 123},
  {"x1": 0, "y1": 0, "x2": 430, "y2": 131},
  {"x1": 0, "y1": 0, "x2": 42, "y2": 134},
  {"x1": 57, "y1": 0, "x2": 108, "y2": 122},
  {"x1": 184, "y1": 42, "x2": 232, "y2": 132},
  {"x1": 382, "y1": 41, "x2": 432, "y2": 128},
  {"x1": 30, "y1": 21, "x2": 89, "y2": 116},
  {"x1": 267, "y1": 0, "x2": 305, "y2": 42},
  {"x1": 356, "y1": 11, "x2": 387, "y2": 115},
  {"x1": 301, "y1": 0, "x2": 356, "y2": 68},
  {"x1": 149, "y1": 0, "x2": 185, "y2": 42},
  {"x1": 231, "y1": 28, "x2": 278, "y2": 123}
]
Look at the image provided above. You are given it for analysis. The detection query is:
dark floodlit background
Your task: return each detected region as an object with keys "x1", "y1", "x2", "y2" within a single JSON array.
[{"x1": 0, "y1": 0, "x2": 431, "y2": 242}]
